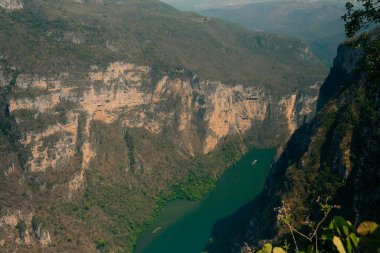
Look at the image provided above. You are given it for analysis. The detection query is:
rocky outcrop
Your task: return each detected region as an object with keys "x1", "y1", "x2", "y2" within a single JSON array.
[
  {"x1": 0, "y1": 210, "x2": 51, "y2": 250},
  {"x1": 0, "y1": 0, "x2": 23, "y2": 10},
  {"x1": 7, "y1": 62, "x2": 318, "y2": 177}
]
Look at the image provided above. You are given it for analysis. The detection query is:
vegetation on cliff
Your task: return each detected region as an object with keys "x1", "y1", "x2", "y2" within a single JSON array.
[
  {"x1": 199, "y1": 1, "x2": 346, "y2": 65},
  {"x1": 0, "y1": 0, "x2": 326, "y2": 94},
  {"x1": 204, "y1": 1, "x2": 380, "y2": 252}
]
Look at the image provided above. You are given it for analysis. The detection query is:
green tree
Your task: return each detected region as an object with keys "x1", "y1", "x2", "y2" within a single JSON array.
[
  {"x1": 342, "y1": 0, "x2": 380, "y2": 38},
  {"x1": 342, "y1": 0, "x2": 380, "y2": 86}
]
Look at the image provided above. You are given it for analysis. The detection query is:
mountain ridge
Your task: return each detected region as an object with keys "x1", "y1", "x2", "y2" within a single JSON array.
[
  {"x1": 198, "y1": 0, "x2": 346, "y2": 65},
  {"x1": 0, "y1": 0, "x2": 327, "y2": 94}
]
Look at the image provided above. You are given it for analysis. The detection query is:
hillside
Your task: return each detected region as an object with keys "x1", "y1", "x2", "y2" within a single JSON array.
[
  {"x1": 0, "y1": 0, "x2": 326, "y2": 94},
  {"x1": 0, "y1": 0, "x2": 329, "y2": 252},
  {"x1": 204, "y1": 29, "x2": 380, "y2": 253},
  {"x1": 199, "y1": 1, "x2": 346, "y2": 65}
]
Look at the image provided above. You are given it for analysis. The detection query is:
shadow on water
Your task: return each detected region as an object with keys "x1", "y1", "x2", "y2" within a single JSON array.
[
  {"x1": 203, "y1": 200, "x2": 257, "y2": 253},
  {"x1": 203, "y1": 187, "x2": 280, "y2": 253},
  {"x1": 134, "y1": 148, "x2": 276, "y2": 253}
]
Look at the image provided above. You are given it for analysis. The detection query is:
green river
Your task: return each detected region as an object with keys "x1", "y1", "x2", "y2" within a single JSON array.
[{"x1": 134, "y1": 148, "x2": 276, "y2": 253}]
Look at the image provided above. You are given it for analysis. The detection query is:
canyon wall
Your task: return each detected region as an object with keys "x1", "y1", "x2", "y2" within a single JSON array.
[
  {"x1": 0, "y1": 60, "x2": 319, "y2": 251},
  {"x1": 203, "y1": 35, "x2": 380, "y2": 253},
  {"x1": 8, "y1": 61, "x2": 318, "y2": 176}
]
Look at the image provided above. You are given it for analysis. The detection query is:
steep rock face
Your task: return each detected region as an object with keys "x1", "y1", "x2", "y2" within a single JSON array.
[
  {"x1": 214, "y1": 37, "x2": 380, "y2": 253},
  {"x1": 8, "y1": 61, "x2": 317, "y2": 167},
  {"x1": 0, "y1": 59, "x2": 318, "y2": 251}
]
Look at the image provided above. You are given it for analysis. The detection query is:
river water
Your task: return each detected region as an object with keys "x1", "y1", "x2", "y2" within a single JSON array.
[{"x1": 134, "y1": 148, "x2": 276, "y2": 253}]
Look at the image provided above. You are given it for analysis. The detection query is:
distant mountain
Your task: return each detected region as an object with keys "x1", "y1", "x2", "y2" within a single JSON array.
[
  {"x1": 0, "y1": 0, "x2": 326, "y2": 93},
  {"x1": 160, "y1": 0, "x2": 259, "y2": 11},
  {"x1": 161, "y1": 0, "x2": 342, "y2": 11},
  {"x1": 198, "y1": 1, "x2": 346, "y2": 65}
]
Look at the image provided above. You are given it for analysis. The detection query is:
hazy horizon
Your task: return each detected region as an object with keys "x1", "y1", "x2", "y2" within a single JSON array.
[{"x1": 161, "y1": 0, "x2": 344, "y2": 11}]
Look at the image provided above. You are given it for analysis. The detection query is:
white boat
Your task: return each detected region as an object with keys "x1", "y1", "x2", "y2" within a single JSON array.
[
  {"x1": 152, "y1": 227, "x2": 162, "y2": 234},
  {"x1": 252, "y1": 160, "x2": 258, "y2": 166}
]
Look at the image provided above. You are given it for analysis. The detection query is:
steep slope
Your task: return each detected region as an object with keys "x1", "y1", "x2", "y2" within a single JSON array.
[
  {"x1": 0, "y1": 0, "x2": 326, "y2": 94},
  {"x1": 204, "y1": 31, "x2": 380, "y2": 253},
  {"x1": 0, "y1": 0, "x2": 327, "y2": 252},
  {"x1": 199, "y1": 1, "x2": 346, "y2": 65},
  {"x1": 0, "y1": 59, "x2": 320, "y2": 252}
]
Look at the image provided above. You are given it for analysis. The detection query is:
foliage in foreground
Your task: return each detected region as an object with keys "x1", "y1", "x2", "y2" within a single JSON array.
[
  {"x1": 254, "y1": 218, "x2": 379, "y2": 253},
  {"x1": 252, "y1": 198, "x2": 380, "y2": 253}
]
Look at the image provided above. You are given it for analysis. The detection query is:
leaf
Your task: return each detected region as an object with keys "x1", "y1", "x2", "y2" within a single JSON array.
[
  {"x1": 334, "y1": 216, "x2": 349, "y2": 227},
  {"x1": 349, "y1": 233, "x2": 359, "y2": 248},
  {"x1": 357, "y1": 221, "x2": 379, "y2": 236},
  {"x1": 333, "y1": 236, "x2": 347, "y2": 253},
  {"x1": 346, "y1": 237, "x2": 353, "y2": 253},
  {"x1": 334, "y1": 217, "x2": 350, "y2": 235},
  {"x1": 257, "y1": 243, "x2": 273, "y2": 253},
  {"x1": 306, "y1": 245, "x2": 314, "y2": 253},
  {"x1": 321, "y1": 233, "x2": 334, "y2": 240},
  {"x1": 322, "y1": 228, "x2": 334, "y2": 241},
  {"x1": 343, "y1": 225, "x2": 350, "y2": 236},
  {"x1": 273, "y1": 247, "x2": 286, "y2": 253}
]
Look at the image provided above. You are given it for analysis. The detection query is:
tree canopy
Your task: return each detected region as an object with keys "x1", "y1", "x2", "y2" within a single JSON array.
[{"x1": 342, "y1": 0, "x2": 380, "y2": 37}]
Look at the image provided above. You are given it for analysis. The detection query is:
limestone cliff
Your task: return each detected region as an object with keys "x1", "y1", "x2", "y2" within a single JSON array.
[
  {"x1": 0, "y1": 59, "x2": 319, "y2": 251},
  {"x1": 8, "y1": 61, "x2": 318, "y2": 170}
]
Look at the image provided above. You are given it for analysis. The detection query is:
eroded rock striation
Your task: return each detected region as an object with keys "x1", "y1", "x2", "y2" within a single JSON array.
[
  {"x1": 8, "y1": 62, "x2": 318, "y2": 174},
  {"x1": 0, "y1": 59, "x2": 319, "y2": 251}
]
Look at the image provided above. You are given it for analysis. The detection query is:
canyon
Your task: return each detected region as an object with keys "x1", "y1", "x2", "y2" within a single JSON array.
[
  {"x1": 7, "y1": 61, "x2": 318, "y2": 171},
  {"x1": 0, "y1": 59, "x2": 320, "y2": 252},
  {"x1": 0, "y1": 0, "x2": 329, "y2": 251}
]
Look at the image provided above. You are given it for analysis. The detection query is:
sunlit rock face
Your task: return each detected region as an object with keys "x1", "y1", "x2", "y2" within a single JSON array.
[
  {"x1": 0, "y1": 0, "x2": 23, "y2": 10},
  {"x1": 8, "y1": 61, "x2": 318, "y2": 176},
  {"x1": 0, "y1": 210, "x2": 51, "y2": 248},
  {"x1": 1, "y1": 60, "x2": 318, "y2": 251}
]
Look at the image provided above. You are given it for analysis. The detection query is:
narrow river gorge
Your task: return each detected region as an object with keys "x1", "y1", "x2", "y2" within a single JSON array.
[{"x1": 134, "y1": 148, "x2": 276, "y2": 253}]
